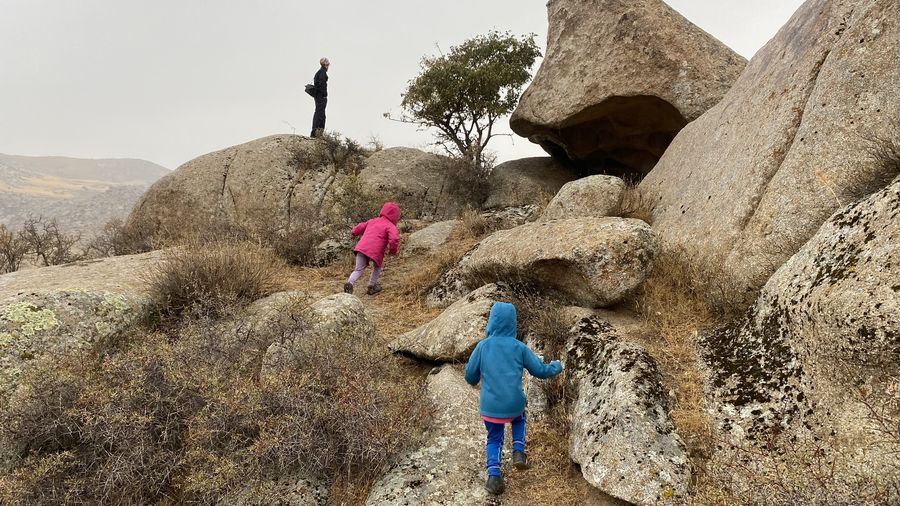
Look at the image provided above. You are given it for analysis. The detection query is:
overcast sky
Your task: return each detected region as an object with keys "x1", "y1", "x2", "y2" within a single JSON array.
[{"x1": 0, "y1": 0, "x2": 805, "y2": 170}]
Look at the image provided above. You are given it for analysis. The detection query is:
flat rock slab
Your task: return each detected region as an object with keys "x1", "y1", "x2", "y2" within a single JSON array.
[
  {"x1": 0, "y1": 250, "x2": 164, "y2": 301},
  {"x1": 405, "y1": 220, "x2": 460, "y2": 254},
  {"x1": 567, "y1": 316, "x2": 690, "y2": 505},
  {"x1": 365, "y1": 366, "x2": 490, "y2": 505}
]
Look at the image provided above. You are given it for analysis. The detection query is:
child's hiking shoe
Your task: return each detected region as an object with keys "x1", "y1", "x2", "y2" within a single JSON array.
[
  {"x1": 485, "y1": 475, "x2": 505, "y2": 495},
  {"x1": 366, "y1": 285, "x2": 382, "y2": 296},
  {"x1": 343, "y1": 282, "x2": 354, "y2": 294},
  {"x1": 512, "y1": 451, "x2": 529, "y2": 470}
]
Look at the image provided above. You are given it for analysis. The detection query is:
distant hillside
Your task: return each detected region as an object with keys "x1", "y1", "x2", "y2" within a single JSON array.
[{"x1": 0, "y1": 153, "x2": 169, "y2": 235}]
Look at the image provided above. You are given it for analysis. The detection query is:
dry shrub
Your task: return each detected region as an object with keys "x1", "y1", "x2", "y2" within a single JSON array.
[
  {"x1": 515, "y1": 292, "x2": 573, "y2": 419},
  {"x1": 1, "y1": 296, "x2": 430, "y2": 504},
  {"x1": 329, "y1": 173, "x2": 383, "y2": 227},
  {"x1": 146, "y1": 240, "x2": 286, "y2": 323},
  {"x1": 444, "y1": 156, "x2": 491, "y2": 208},
  {"x1": 456, "y1": 207, "x2": 493, "y2": 239},
  {"x1": 0, "y1": 224, "x2": 28, "y2": 273}
]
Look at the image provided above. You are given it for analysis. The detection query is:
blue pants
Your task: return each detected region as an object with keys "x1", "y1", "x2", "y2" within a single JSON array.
[{"x1": 484, "y1": 413, "x2": 526, "y2": 477}]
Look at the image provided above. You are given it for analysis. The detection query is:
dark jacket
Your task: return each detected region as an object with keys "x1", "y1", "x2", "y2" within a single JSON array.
[{"x1": 314, "y1": 66, "x2": 328, "y2": 98}]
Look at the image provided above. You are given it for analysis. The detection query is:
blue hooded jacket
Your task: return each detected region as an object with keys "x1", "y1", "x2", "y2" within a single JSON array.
[{"x1": 464, "y1": 302, "x2": 563, "y2": 418}]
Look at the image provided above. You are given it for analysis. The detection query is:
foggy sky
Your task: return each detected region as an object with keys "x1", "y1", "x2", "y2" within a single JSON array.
[{"x1": 0, "y1": 0, "x2": 805, "y2": 170}]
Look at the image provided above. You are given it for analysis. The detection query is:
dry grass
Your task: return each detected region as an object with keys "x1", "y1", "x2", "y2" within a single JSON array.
[
  {"x1": 630, "y1": 245, "x2": 743, "y2": 460},
  {"x1": 620, "y1": 178, "x2": 653, "y2": 224}
]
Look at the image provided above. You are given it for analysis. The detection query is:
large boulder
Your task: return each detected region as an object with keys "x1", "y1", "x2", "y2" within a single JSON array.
[
  {"x1": 567, "y1": 315, "x2": 690, "y2": 505},
  {"x1": 260, "y1": 292, "x2": 374, "y2": 376},
  {"x1": 541, "y1": 175, "x2": 626, "y2": 221},
  {"x1": 429, "y1": 218, "x2": 658, "y2": 308},
  {"x1": 702, "y1": 175, "x2": 900, "y2": 487},
  {"x1": 358, "y1": 147, "x2": 470, "y2": 220},
  {"x1": 639, "y1": 0, "x2": 900, "y2": 303},
  {"x1": 128, "y1": 135, "x2": 338, "y2": 241},
  {"x1": 389, "y1": 283, "x2": 509, "y2": 362},
  {"x1": 484, "y1": 157, "x2": 579, "y2": 209},
  {"x1": 365, "y1": 366, "x2": 490, "y2": 505},
  {"x1": 510, "y1": 0, "x2": 745, "y2": 178}
]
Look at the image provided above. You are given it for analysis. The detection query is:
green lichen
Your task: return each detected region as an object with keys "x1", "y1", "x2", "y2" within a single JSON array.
[
  {"x1": 95, "y1": 321, "x2": 112, "y2": 336},
  {"x1": 100, "y1": 293, "x2": 130, "y2": 314},
  {"x1": 0, "y1": 332, "x2": 13, "y2": 348},
  {"x1": 1, "y1": 302, "x2": 59, "y2": 337}
]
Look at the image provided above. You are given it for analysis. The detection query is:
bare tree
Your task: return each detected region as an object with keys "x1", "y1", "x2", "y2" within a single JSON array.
[
  {"x1": 0, "y1": 224, "x2": 28, "y2": 273},
  {"x1": 19, "y1": 216, "x2": 82, "y2": 266}
]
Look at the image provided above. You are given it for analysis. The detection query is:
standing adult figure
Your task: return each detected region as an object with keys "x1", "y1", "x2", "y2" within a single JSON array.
[{"x1": 311, "y1": 57, "x2": 329, "y2": 137}]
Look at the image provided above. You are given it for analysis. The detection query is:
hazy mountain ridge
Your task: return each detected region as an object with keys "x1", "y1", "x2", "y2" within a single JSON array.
[{"x1": 0, "y1": 153, "x2": 168, "y2": 234}]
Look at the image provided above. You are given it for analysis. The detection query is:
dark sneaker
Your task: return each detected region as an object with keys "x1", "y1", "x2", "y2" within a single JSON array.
[
  {"x1": 485, "y1": 475, "x2": 505, "y2": 495},
  {"x1": 366, "y1": 285, "x2": 382, "y2": 296},
  {"x1": 513, "y1": 450, "x2": 529, "y2": 470},
  {"x1": 343, "y1": 282, "x2": 354, "y2": 294}
]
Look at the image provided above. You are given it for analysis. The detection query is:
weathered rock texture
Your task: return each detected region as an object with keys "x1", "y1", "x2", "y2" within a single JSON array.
[
  {"x1": 0, "y1": 251, "x2": 163, "y2": 301},
  {"x1": 541, "y1": 175, "x2": 626, "y2": 221},
  {"x1": 429, "y1": 218, "x2": 658, "y2": 308},
  {"x1": 225, "y1": 475, "x2": 328, "y2": 506},
  {"x1": 404, "y1": 220, "x2": 460, "y2": 254},
  {"x1": 128, "y1": 135, "x2": 339, "y2": 241},
  {"x1": 359, "y1": 147, "x2": 469, "y2": 219},
  {"x1": 0, "y1": 291, "x2": 139, "y2": 403},
  {"x1": 639, "y1": 0, "x2": 900, "y2": 303},
  {"x1": 261, "y1": 292, "x2": 374, "y2": 376},
  {"x1": 365, "y1": 366, "x2": 490, "y2": 505},
  {"x1": 511, "y1": 0, "x2": 745, "y2": 177},
  {"x1": 389, "y1": 283, "x2": 509, "y2": 362},
  {"x1": 484, "y1": 157, "x2": 579, "y2": 209},
  {"x1": 703, "y1": 175, "x2": 900, "y2": 467},
  {"x1": 567, "y1": 315, "x2": 689, "y2": 505}
]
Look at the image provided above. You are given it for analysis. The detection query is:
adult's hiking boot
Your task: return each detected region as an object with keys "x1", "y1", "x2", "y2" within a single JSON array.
[
  {"x1": 485, "y1": 475, "x2": 505, "y2": 495},
  {"x1": 513, "y1": 451, "x2": 529, "y2": 470},
  {"x1": 343, "y1": 282, "x2": 354, "y2": 294},
  {"x1": 367, "y1": 285, "x2": 382, "y2": 296}
]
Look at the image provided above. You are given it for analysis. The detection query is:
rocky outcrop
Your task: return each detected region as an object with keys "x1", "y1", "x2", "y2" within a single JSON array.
[
  {"x1": 429, "y1": 218, "x2": 658, "y2": 308},
  {"x1": 359, "y1": 147, "x2": 470, "y2": 220},
  {"x1": 703, "y1": 175, "x2": 900, "y2": 466},
  {"x1": 484, "y1": 157, "x2": 579, "y2": 209},
  {"x1": 567, "y1": 316, "x2": 690, "y2": 505},
  {"x1": 365, "y1": 366, "x2": 489, "y2": 505},
  {"x1": 128, "y1": 135, "x2": 340, "y2": 242},
  {"x1": 639, "y1": 0, "x2": 900, "y2": 303},
  {"x1": 0, "y1": 291, "x2": 139, "y2": 403},
  {"x1": 541, "y1": 175, "x2": 626, "y2": 221},
  {"x1": 404, "y1": 220, "x2": 460, "y2": 254},
  {"x1": 389, "y1": 283, "x2": 509, "y2": 362},
  {"x1": 511, "y1": 0, "x2": 745, "y2": 178},
  {"x1": 260, "y1": 293, "x2": 374, "y2": 377}
]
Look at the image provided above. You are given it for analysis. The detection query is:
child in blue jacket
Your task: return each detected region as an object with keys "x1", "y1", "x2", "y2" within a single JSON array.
[{"x1": 464, "y1": 301, "x2": 563, "y2": 496}]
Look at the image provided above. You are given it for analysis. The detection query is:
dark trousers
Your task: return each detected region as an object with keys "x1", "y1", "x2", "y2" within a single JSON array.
[{"x1": 311, "y1": 97, "x2": 327, "y2": 136}]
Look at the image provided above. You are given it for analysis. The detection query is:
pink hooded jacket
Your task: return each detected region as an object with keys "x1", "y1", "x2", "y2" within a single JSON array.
[{"x1": 351, "y1": 202, "x2": 400, "y2": 266}]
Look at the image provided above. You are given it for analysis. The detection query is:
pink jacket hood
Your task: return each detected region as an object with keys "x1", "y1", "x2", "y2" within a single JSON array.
[{"x1": 380, "y1": 202, "x2": 401, "y2": 224}]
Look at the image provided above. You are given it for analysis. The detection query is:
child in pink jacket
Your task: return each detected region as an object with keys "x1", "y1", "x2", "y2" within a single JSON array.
[{"x1": 343, "y1": 202, "x2": 400, "y2": 295}]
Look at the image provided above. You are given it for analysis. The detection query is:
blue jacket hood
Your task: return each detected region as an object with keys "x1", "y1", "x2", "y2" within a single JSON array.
[{"x1": 485, "y1": 302, "x2": 516, "y2": 339}]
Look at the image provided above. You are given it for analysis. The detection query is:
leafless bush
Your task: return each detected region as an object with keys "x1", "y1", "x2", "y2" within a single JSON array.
[
  {"x1": 86, "y1": 217, "x2": 154, "y2": 257},
  {"x1": 444, "y1": 155, "x2": 491, "y2": 208},
  {"x1": 18, "y1": 216, "x2": 82, "y2": 266},
  {"x1": 146, "y1": 240, "x2": 287, "y2": 323},
  {"x1": 329, "y1": 173, "x2": 383, "y2": 227},
  {"x1": 0, "y1": 224, "x2": 28, "y2": 273}
]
